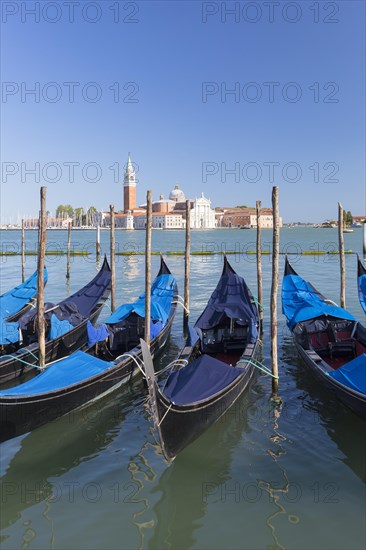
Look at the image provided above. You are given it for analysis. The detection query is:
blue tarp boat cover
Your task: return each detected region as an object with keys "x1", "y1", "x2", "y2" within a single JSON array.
[
  {"x1": 0, "y1": 268, "x2": 47, "y2": 320},
  {"x1": 195, "y1": 260, "x2": 257, "y2": 330},
  {"x1": 0, "y1": 268, "x2": 48, "y2": 346},
  {"x1": 0, "y1": 351, "x2": 115, "y2": 397},
  {"x1": 358, "y1": 272, "x2": 366, "y2": 314},
  {"x1": 48, "y1": 314, "x2": 74, "y2": 340},
  {"x1": 0, "y1": 321, "x2": 20, "y2": 345},
  {"x1": 282, "y1": 274, "x2": 356, "y2": 330},
  {"x1": 105, "y1": 274, "x2": 176, "y2": 326},
  {"x1": 327, "y1": 354, "x2": 366, "y2": 395},
  {"x1": 163, "y1": 354, "x2": 243, "y2": 405},
  {"x1": 87, "y1": 320, "x2": 110, "y2": 347}
]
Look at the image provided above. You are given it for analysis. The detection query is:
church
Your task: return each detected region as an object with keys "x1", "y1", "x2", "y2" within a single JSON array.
[{"x1": 107, "y1": 153, "x2": 217, "y2": 230}]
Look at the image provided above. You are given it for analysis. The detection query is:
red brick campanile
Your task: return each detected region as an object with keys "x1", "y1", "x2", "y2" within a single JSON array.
[{"x1": 124, "y1": 153, "x2": 136, "y2": 212}]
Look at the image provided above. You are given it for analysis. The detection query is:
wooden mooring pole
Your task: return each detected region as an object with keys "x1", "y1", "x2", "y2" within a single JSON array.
[
  {"x1": 145, "y1": 191, "x2": 152, "y2": 348},
  {"x1": 66, "y1": 221, "x2": 71, "y2": 279},
  {"x1": 338, "y1": 202, "x2": 346, "y2": 308},
  {"x1": 363, "y1": 222, "x2": 366, "y2": 256},
  {"x1": 256, "y1": 200, "x2": 263, "y2": 333},
  {"x1": 110, "y1": 205, "x2": 116, "y2": 312},
  {"x1": 270, "y1": 186, "x2": 280, "y2": 397},
  {"x1": 37, "y1": 187, "x2": 47, "y2": 368},
  {"x1": 184, "y1": 199, "x2": 191, "y2": 328},
  {"x1": 21, "y1": 219, "x2": 25, "y2": 282},
  {"x1": 96, "y1": 225, "x2": 101, "y2": 261}
]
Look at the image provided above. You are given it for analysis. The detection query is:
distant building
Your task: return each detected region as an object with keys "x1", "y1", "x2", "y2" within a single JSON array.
[
  {"x1": 190, "y1": 193, "x2": 216, "y2": 229},
  {"x1": 133, "y1": 213, "x2": 184, "y2": 230},
  {"x1": 103, "y1": 154, "x2": 280, "y2": 230},
  {"x1": 123, "y1": 153, "x2": 136, "y2": 213},
  {"x1": 105, "y1": 156, "x2": 217, "y2": 229},
  {"x1": 216, "y1": 207, "x2": 282, "y2": 228}
]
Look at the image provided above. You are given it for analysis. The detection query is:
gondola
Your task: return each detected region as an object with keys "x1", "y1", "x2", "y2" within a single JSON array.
[
  {"x1": 282, "y1": 257, "x2": 366, "y2": 418},
  {"x1": 0, "y1": 257, "x2": 178, "y2": 442},
  {"x1": 142, "y1": 257, "x2": 260, "y2": 461},
  {"x1": 357, "y1": 255, "x2": 366, "y2": 314},
  {"x1": 0, "y1": 268, "x2": 48, "y2": 349},
  {"x1": 0, "y1": 257, "x2": 111, "y2": 384}
]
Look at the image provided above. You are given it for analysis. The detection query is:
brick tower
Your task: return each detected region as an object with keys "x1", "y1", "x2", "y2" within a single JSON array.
[{"x1": 123, "y1": 153, "x2": 136, "y2": 212}]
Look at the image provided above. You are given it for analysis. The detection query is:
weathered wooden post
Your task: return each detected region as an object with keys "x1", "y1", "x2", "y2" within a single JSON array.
[
  {"x1": 338, "y1": 202, "x2": 346, "y2": 308},
  {"x1": 37, "y1": 187, "x2": 47, "y2": 368},
  {"x1": 184, "y1": 199, "x2": 191, "y2": 328},
  {"x1": 271, "y1": 186, "x2": 279, "y2": 396},
  {"x1": 96, "y1": 225, "x2": 101, "y2": 261},
  {"x1": 110, "y1": 205, "x2": 116, "y2": 312},
  {"x1": 21, "y1": 219, "x2": 25, "y2": 282},
  {"x1": 363, "y1": 222, "x2": 366, "y2": 256},
  {"x1": 66, "y1": 221, "x2": 71, "y2": 279},
  {"x1": 256, "y1": 200, "x2": 263, "y2": 333},
  {"x1": 145, "y1": 191, "x2": 152, "y2": 347}
]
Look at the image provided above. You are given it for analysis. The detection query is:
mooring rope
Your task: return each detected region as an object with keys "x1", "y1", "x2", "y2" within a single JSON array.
[
  {"x1": 172, "y1": 295, "x2": 190, "y2": 314},
  {"x1": 238, "y1": 357, "x2": 279, "y2": 379},
  {"x1": 252, "y1": 296, "x2": 264, "y2": 310},
  {"x1": 1, "y1": 354, "x2": 41, "y2": 369},
  {"x1": 115, "y1": 352, "x2": 146, "y2": 377}
]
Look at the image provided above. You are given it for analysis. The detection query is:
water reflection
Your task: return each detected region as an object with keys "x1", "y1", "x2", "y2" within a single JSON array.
[
  {"x1": 122, "y1": 256, "x2": 141, "y2": 281},
  {"x1": 282, "y1": 337, "x2": 366, "y2": 483},
  {"x1": 0, "y1": 383, "x2": 140, "y2": 531},
  {"x1": 145, "y1": 387, "x2": 260, "y2": 550}
]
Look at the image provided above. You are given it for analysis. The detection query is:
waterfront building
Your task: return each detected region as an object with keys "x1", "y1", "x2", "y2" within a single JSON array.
[{"x1": 216, "y1": 207, "x2": 282, "y2": 229}]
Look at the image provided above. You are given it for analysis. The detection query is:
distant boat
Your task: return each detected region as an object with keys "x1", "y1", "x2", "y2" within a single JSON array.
[
  {"x1": 352, "y1": 222, "x2": 362, "y2": 228},
  {"x1": 343, "y1": 228, "x2": 354, "y2": 233}
]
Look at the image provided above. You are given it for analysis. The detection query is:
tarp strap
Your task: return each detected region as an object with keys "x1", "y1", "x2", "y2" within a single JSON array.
[
  {"x1": 237, "y1": 357, "x2": 279, "y2": 379},
  {"x1": 351, "y1": 322, "x2": 358, "y2": 338},
  {"x1": 157, "y1": 403, "x2": 172, "y2": 427},
  {"x1": 155, "y1": 358, "x2": 188, "y2": 377}
]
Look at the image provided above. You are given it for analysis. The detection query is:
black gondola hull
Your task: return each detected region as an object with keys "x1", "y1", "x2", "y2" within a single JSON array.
[
  {"x1": 295, "y1": 341, "x2": 366, "y2": 418},
  {"x1": 0, "y1": 300, "x2": 176, "y2": 442},
  {"x1": 154, "y1": 360, "x2": 255, "y2": 460},
  {"x1": 283, "y1": 257, "x2": 366, "y2": 419},
  {"x1": 0, "y1": 305, "x2": 105, "y2": 384},
  {"x1": 0, "y1": 259, "x2": 111, "y2": 384},
  {"x1": 144, "y1": 256, "x2": 261, "y2": 461}
]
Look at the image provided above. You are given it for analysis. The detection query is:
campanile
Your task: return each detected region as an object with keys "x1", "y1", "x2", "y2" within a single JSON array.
[{"x1": 123, "y1": 153, "x2": 136, "y2": 212}]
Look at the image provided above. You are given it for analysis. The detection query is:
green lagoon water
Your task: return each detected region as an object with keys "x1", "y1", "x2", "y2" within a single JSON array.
[{"x1": 0, "y1": 228, "x2": 365, "y2": 550}]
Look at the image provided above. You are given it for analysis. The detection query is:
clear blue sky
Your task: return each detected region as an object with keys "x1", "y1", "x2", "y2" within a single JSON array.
[{"x1": 1, "y1": 0, "x2": 365, "y2": 223}]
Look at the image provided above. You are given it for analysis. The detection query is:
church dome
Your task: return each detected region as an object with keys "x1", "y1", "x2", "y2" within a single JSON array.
[{"x1": 169, "y1": 184, "x2": 185, "y2": 202}]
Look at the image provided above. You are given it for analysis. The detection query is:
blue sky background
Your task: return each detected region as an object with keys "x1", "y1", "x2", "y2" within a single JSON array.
[{"x1": 1, "y1": 0, "x2": 365, "y2": 222}]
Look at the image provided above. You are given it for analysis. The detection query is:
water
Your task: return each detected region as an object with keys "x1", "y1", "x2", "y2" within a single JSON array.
[{"x1": 0, "y1": 228, "x2": 365, "y2": 550}]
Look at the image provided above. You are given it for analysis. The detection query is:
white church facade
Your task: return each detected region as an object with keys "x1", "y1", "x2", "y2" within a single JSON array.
[{"x1": 190, "y1": 193, "x2": 216, "y2": 229}]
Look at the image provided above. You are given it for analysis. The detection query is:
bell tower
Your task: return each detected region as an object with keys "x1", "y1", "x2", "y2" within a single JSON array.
[{"x1": 124, "y1": 153, "x2": 136, "y2": 212}]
